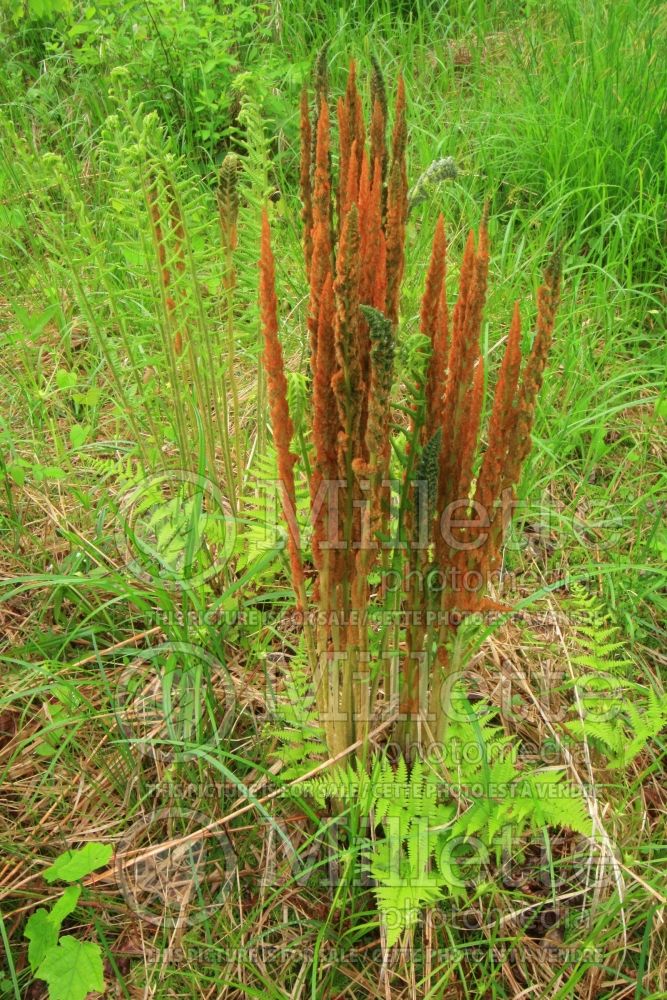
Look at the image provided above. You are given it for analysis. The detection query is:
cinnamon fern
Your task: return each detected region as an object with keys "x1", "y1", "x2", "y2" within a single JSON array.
[{"x1": 259, "y1": 58, "x2": 562, "y2": 763}]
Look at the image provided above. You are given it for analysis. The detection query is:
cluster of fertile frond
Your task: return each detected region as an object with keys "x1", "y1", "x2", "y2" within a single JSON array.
[
  {"x1": 259, "y1": 214, "x2": 308, "y2": 612},
  {"x1": 258, "y1": 57, "x2": 561, "y2": 762}
]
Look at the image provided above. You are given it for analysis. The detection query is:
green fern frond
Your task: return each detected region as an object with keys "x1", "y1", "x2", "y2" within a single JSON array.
[
  {"x1": 295, "y1": 693, "x2": 613, "y2": 947},
  {"x1": 267, "y1": 640, "x2": 326, "y2": 781},
  {"x1": 237, "y1": 446, "x2": 311, "y2": 578},
  {"x1": 286, "y1": 371, "x2": 309, "y2": 435},
  {"x1": 564, "y1": 585, "x2": 667, "y2": 767},
  {"x1": 571, "y1": 653, "x2": 634, "y2": 671}
]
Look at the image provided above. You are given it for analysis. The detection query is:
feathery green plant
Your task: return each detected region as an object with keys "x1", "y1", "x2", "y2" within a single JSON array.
[
  {"x1": 563, "y1": 586, "x2": 667, "y2": 768},
  {"x1": 267, "y1": 641, "x2": 326, "y2": 781},
  {"x1": 301, "y1": 694, "x2": 591, "y2": 945}
]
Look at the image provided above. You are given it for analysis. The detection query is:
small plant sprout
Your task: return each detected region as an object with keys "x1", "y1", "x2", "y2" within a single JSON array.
[{"x1": 24, "y1": 843, "x2": 112, "y2": 1000}]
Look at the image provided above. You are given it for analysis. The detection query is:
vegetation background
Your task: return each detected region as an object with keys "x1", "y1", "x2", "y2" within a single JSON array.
[{"x1": 0, "y1": 0, "x2": 665, "y2": 997}]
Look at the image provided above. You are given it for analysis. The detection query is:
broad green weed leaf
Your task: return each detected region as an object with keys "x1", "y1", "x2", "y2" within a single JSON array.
[
  {"x1": 49, "y1": 886, "x2": 82, "y2": 926},
  {"x1": 69, "y1": 425, "x2": 90, "y2": 450},
  {"x1": 55, "y1": 371, "x2": 78, "y2": 390},
  {"x1": 36, "y1": 936, "x2": 105, "y2": 1000},
  {"x1": 25, "y1": 887, "x2": 81, "y2": 973},
  {"x1": 44, "y1": 843, "x2": 112, "y2": 884},
  {"x1": 25, "y1": 910, "x2": 59, "y2": 974}
]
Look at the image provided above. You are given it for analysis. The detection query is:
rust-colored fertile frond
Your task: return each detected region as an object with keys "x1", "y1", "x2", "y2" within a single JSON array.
[
  {"x1": 495, "y1": 300, "x2": 523, "y2": 451},
  {"x1": 451, "y1": 222, "x2": 489, "y2": 491},
  {"x1": 523, "y1": 250, "x2": 561, "y2": 410},
  {"x1": 354, "y1": 306, "x2": 396, "y2": 631},
  {"x1": 436, "y1": 222, "x2": 489, "y2": 569},
  {"x1": 357, "y1": 147, "x2": 371, "y2": 232},
  {"x1": 475, "y1": 301, "x2": 523, "y2": 575},
  {"x1": 310, "y1": 41, "x2": 329, "y2": 163},
  {"x1": 308, "y1": 97, "x2": 333, "y2": 373},
  {"x1": 313, "y1": 41, "x2": 329, "y2": 102},
  {"x1": 331, "y1": 203, "x2": 363, "y2": 577},
  {"x1": 359, "y1": 154, "x2": 383, "y2": 303},
  {"x1": 482, "y1": 255, "x2": 562, "y2": 568},
  {"x1": 353, "y1": 91, "x2": 365, "y2": 176},
  {"x1": 373, "y1": 235, "x2": 388, "y2": 313},
  {"x1": 345, "y1": 139, "x2": 360, "y2": 213},
  {"x1": 384, "y1": 75, "x2": 408, "y2": 324},
  {"x1": 332, "y1": 204, "x2": 363, "y2": 471},
  {"x1": 456, "y1": 354, "x2": 484, "y2": 505},
  {"x1": 337, "y1": 96, "x2": 350, "y2": 224},
  {"x1": 505, "y1": 250, "x2": 562, "y2": 485},
  {"x1": 445, "y1": 350, "x2": 484, "y2": 577},
  {"x1": 462, "y1": 212, "x2": 489, "y2": 350},
  {"x1": 361, "y1": 305, "x2": 395, "y2": 466},
  {"x1": 484, "y1": 252, "x2": 560, "y2": 573},
  {"x1": 345, "y1": 61, "x2": 365, "y2": 163},
  {"x1": 475, "y1": 301, "x2": 522, "y2": 525},
  {"x1": 336, "y1": 63, "x2": 365, "y2": 224},
  {"x1": 308, "y1": 223, "x2": 330, "y2": 374},
  {"x1": 385, "y1": 169, "x2": 405, "y2": 324},
  {"x1": 431, "y1": 267, "x2": 450, "y2": 429},
  {"x1": 390, "y1": 75, "x2": 408, "y2": 194},
  {"x1": 421, "y1": 214, "x2": 446, "y2": 341},
  {"x1": 369, "y1": 55, "x2": 388, "y2": 213},
  {"x1": 362, "y1": 157, "x2": 387, "y2": 311},
  {"x1": 455, "y1": 225, "x2": 489, "y2": 418},
  {"x1": 422, "y1": 215, "x2": 447, "y2": 443},
  {"x1": 311, "y1": 272, "x2": 339, "y2": 568},
  {"x1": 299, "y1": 87, "x2": 313, "y2": 276},
  {"x1": 355, "y1": 147, "x2": 374, "y2": 452},
  {"x1": 369, "y1": 98, "x2": 386, "y2": 196},
  {"x1": 451, "y1": 229, "x2": 475, "y2": 344},
  {"x1": 312, "y1": 272, "x2": 338, "y2": 481},
  {"x1": 436, "y1": 230, "x2": 476, "y2": 524},
  {"x1": 370, "y1": 53, "x2": 388, "y2": 124},
  {"x1": 259, "y1": 211, "x2": 306, "y2": 608},
  {"x1": 312, "y1": 97, "x2": 332, "y2": 240}
]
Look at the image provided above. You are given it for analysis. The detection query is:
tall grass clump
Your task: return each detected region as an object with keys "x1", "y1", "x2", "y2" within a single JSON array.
[
  {"x1": 259, "y1": 58, "x2": 561, "y2": 763},
  {"x1": 274, "y1": 0, "x2": 664, "y2": 300},
  {"x1": 490, "y1": 0, "x2": 665, "y2": 291}
]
